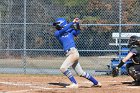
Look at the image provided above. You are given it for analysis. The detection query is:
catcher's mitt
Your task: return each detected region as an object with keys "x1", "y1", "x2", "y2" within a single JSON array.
[{"x1": 112, "y1": 67, "x2": 119, "y2": 77}]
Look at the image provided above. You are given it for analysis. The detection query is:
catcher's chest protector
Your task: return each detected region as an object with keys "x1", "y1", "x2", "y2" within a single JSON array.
[{"x1": 131, "y1": 47, "x2": 140, "y2": 64}]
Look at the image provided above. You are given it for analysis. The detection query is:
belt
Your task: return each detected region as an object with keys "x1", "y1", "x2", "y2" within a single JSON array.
[{"x1": 66, "y1": 47, "x2": 75, "y2": 53}]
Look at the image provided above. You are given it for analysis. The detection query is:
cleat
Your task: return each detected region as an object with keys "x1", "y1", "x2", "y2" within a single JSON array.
[
  {"x1": 92, "y1": 82, "x2": 102, "y2": 87},
  {"x1": 66, "y1": 83, "x2": 78, "y2": 88},
  {"x1": 131, "y1": 81, "x2": 140, "y2": 86}
]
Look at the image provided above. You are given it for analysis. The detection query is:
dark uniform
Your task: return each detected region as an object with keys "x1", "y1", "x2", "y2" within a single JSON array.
[
  {"x1": 126, "y1": 47, "x2": 140, "y2": 82},
  {"x1": 112, "y1": 35, "x2": 140, "y2": 85}
]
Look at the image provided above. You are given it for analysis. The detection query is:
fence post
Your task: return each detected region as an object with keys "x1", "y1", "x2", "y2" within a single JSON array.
[
  {"x1": 23, "y1": 0, "x2": 27, "y2": 74},
  {"x1": 118, "y1": 0, "x2": 122, "y2": 75}
]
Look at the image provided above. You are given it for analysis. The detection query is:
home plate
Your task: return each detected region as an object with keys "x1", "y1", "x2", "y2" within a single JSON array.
[{"x1": 126, "y1": 86, "x2": 139, "y2": 89}]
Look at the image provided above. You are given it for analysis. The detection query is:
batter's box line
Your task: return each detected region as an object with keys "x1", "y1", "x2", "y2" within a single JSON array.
[
  {"x1": 0, "y1": 81, "x2": 66, "y2": 93},
  {"x1": 126, "y1": 86, "x2": 140, "y2": 89}
]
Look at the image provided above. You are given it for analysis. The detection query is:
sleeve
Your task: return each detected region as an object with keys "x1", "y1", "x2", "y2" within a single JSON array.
[
  {"x1": 57, "y1": 22, "x2": 74, "y2": 35},
  {"x1": 130, "y1": 48, "x2": 137, "y2": 55},
  {"x1": 72, "y1": 29, "x2": 80, "y2": 37},
  {"x1": 54, "y1": 31, "x2": 59, "y2": 38}
]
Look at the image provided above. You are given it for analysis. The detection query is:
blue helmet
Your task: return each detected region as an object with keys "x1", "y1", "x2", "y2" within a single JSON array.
[{"x1": 53, "y1": 18, "x2": 67, "y2": 30}]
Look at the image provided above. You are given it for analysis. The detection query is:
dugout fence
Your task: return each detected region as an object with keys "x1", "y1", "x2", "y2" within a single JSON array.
[{"x1": 0, "y1": 0, "x2": 140, "y2": 75}]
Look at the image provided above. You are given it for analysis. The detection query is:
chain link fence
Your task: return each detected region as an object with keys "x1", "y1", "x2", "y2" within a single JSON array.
[{"x1": 0, "y1": 0, "x2": 140, "y2": 75}]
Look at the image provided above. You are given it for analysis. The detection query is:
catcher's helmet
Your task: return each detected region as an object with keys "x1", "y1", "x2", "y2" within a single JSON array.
[
  {"x1": 53, "y1": 18, "x2": 67, "y2": 30},
  {"x1": 128, "y1": 35, "x2": 140, "y2": 48}
]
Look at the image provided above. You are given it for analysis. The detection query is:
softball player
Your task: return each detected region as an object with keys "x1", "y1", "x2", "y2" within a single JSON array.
[
  {"x1": 112, "y1": 35, "x2": 140, "y2": 86},
  {"x1": 53, "y1": 18, "x2": 101, "y2": 88}
]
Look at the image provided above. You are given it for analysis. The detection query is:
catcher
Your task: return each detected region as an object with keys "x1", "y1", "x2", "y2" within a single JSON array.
[
  {"x1": 112, "y1": 35, "x2": 140, "y2": 85},
  {"x1": 53, "y1": 18, "x2": 101, "y2": 88}
]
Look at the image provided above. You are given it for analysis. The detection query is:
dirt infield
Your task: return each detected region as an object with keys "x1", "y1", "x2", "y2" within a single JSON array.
[{"x1": 0, "y1": 74, "x2": 139, "y2": 93}]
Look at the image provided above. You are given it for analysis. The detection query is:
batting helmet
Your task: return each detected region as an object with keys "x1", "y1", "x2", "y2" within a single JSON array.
[
  {"x1": 53, "y1": 18, "x2": 67, "y2": 30},
  {"x1": 128, "y1": 35, "x2": 140, "y2": 48}
]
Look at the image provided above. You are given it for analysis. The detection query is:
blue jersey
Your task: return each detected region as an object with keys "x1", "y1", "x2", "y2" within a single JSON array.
[{"x1": 54, "y1": 22, "x2": 80, "y2": 51}]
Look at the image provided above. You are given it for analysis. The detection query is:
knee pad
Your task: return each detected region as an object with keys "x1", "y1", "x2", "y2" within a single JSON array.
[
  {"x1": 128, "y1": 66, "x2": 140, "y2": 81},
  {"x1": 135, "y1": 71, "x2": 140, "y2": 82},
  {"x1": 128, "y1": 66, "x2": 137, "y2": 80},
  {"x1": 128, "y1": 66, "x2": 135, "y2": 75}
]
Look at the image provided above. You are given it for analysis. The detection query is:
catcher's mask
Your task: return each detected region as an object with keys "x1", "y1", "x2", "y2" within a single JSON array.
[
  {"x1": 53, "y1": 18, "x2": 67, "y2": 30},
  {"x1": 128, "y1": 35, "x2": 140, "y2": 48}
]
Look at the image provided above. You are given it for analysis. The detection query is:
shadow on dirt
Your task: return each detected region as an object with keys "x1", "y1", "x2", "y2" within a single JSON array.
[
  {"x1": 48, "y1": 82, "x2": 70, "y2": 87},
  {"x1": 121, "y1": 81, "x2": 132, "y2": 84},
  {"x1": 48, "y1": 82, "x2": 93, "y2": 88},
  {"x1": 121, "y1": 81, "x2": 140, "y2": 86}
]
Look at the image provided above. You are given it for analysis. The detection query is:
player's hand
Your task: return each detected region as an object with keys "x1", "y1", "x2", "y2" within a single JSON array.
[
  {"x1": 112, "y1": 67, "x2": 119, "y2": 77},
  {"x1": 73, "y1": 18, "x2": 79, "y2": 23}
]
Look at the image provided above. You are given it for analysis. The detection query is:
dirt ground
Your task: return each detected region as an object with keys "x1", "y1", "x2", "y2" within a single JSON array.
[{"x1": 0, "y1": 74, "x2": 140, "y2": 93}]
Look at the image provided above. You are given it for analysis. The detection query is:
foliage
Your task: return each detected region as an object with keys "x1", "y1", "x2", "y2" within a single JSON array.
[
  {"x1": 0, "y1": 0, "x2": 140, "y2": 51},
  {"x1": 53, "y1": 0, "x2": 88, "y2": 7}
]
